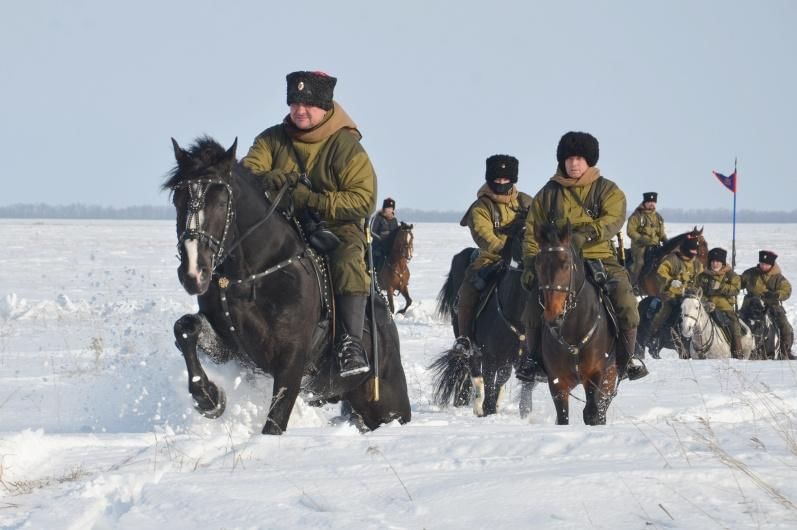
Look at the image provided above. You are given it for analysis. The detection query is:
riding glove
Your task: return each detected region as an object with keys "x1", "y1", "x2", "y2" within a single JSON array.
[
  {"x1": 520, "y1": 255, "x2": 536, "y2": 292},
  {"x1": 571, "y1": 225, "x2": 598, "y2": 251},
  {"x1": 261, "y1": 169, "x2": 301, "y2": 191}
]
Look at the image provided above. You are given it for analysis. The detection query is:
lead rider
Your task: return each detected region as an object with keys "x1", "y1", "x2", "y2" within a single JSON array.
[{"x1": 241, "y1": 70, "x2": 376, "y2": 377}]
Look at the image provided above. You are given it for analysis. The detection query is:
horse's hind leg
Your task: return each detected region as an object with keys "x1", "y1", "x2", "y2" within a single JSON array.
[
  {"x1": 519, "y1": 381, "x2": 535, "y2": 419},
  {"x1": 482, "y1": 364, "x2": 512, "y2": 416},
  {"x1": 262, "y1": 360, "x2": 304, "y2": 435},
  {"x1": 174, "y1": 314, "x2": 226, "y2": 419},
  {"x1": 397, "y1": 285, "x2": 412, "y2": 315}
]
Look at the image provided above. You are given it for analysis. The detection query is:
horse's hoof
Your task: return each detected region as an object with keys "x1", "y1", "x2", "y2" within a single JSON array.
[{"x1": 193, "y1": 384, "x2": 226, "y2": 419}]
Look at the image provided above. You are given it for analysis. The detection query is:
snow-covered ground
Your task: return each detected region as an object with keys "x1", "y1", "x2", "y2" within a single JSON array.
[{"x1": 1, "y1": 219, "x2": 796, "y2": 529}]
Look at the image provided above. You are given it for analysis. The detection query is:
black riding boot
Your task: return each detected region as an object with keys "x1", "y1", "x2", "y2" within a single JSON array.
[
  {"x1": 515, "y1": 326, "x2": 545, "y2": 382},
  {"x1": 618, "y1": 327, "x2": 649, "y2": 381},
  {"x1": 454, "y1": 280, "x2": 479, "y2": 354},
  {"x1": 335, "y1": 295, "x2": 370, "y2": 377}
]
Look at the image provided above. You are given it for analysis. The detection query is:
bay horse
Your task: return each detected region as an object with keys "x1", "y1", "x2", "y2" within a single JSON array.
[
  {"x1": 164, "y1": 136, "x2": 410, "y2": 434},
  {"x1": 530, "y1": 222, "x2": 617, "y2": 425},
  {"x1": 430, "y1": 226, "x2": 535, "y2": 418},
  {"x1": 377, "y1": 222, "x2": 413, "y2": 314},
  {"x1": 679, "y1": 288, "x2": 754, "y2": 359}
]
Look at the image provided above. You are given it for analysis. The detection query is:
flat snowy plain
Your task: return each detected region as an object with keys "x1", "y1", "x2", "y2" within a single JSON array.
[{"x1": 1, "y1": 219, "x2": 796, "y2": 529}]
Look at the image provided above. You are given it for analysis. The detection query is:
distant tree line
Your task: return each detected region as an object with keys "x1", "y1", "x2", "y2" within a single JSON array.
[{"x1": 1, "y1": 203, "x2": 796, "y2": 223}]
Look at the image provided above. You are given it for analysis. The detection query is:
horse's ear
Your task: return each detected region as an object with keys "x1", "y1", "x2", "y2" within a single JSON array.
[
  {"x1": 171, "y1": 137, "x2": 189, "y2": 164},
  {"x1": 698, "y1": 226, "x2": 704, "y2": 235},
  {"x1": 225, "y1": 137, "x2": 238, "y2": 161},
  {"x1": 409, "y1": 223, "x2": 414, "y2": 229}
]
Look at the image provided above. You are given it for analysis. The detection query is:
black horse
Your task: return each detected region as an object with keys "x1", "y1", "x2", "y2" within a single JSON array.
[
  {"x1": 741, "y1": 296, "x2": 782, "y2": 360},
  {"x1": 164, "y1": 137, "x2": 411, "y2": 434},
  {"x1": 530, "y1": 222, "x2": 618, "y2": 425},
  {"x1": 430, "y1": 227, "x2": 535, "y2": 418}
]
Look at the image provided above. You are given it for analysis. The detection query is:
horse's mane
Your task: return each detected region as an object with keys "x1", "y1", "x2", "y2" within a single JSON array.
[{"x1": 162, "y1": 136, "x2": 232, "y2": 190}]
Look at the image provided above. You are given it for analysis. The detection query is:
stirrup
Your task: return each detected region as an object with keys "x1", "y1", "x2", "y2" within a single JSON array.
[{"x1": 453, "y1": 336, "x2": 473, "y2": 355}]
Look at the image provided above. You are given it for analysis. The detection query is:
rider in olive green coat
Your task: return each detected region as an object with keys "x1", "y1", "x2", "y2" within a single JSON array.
[
  {"x1": 242, "y1": 71, "x2": 376, "y2": 377},
  {"x1": 627, "y1": 191, "x2": 667, "y2": 289},
  {"x1": 641, "y1": 237, "x2": 704, "y2": 355},
  {"x1": 516, "y1": 131, "x2": 648, "y2": 382},
  {"x1": 740, "y1": 250, "x2": 794, "y2": 359},
  {"x1": 453, "y1": 155, "x2": 531, "y2": 353},
  {"x1": 696, "y1": 247, "x2": 742, "y2": 357}
]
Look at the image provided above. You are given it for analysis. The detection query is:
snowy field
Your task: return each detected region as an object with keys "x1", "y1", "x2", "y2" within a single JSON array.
[{"x1": 1, "y1": 219, "x2": 796, "y2": 529}]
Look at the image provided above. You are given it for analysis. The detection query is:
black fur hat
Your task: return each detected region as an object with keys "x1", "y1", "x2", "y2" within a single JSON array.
[
  {"x1": 556, "y1": 131, "x2": 599, "y2": 174},
  {"x1": 708, "y1": 247, "x2": 727, "y2": 265},
  {"x1": 485, "y1": 154, "x2": 519, "y2": 183},
  {"x1": 643, "y1": 192, "x2": 658, "y2": 203},
  {"x1": 286, "y1": 71, "x2": 337, "y2": 111},
  {"x1": 383, "y1": 197, "x2": 396, "y2": 209},
  {"x1": 680, "y1": 237, "x2": 699, "y2": 256},
  {"x1": 759, "y1": 250, "x2": 778, "y2": 265}
]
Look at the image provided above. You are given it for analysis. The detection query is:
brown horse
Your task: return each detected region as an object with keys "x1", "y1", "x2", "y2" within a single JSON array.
[
  {"x1": 531, "y1": 222, "x2": 618, "y2": 425},
  {"x1": 636, "y1": 227, "x2": 708, "y2": 297},
  {"x1": 377, "y1": 222, "x2": 414, "y2": 314}
]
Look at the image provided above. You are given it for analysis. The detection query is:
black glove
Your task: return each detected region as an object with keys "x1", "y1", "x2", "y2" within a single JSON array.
[
  {"x1": 261, "y1": 169, "x2": 301, "y2": 191},
  {"x1": 763, "y1": 292, "x2": 780, "y2": 304},
  {"x1": 571, "y1": 225, "x2": 598, "y2": 250}
]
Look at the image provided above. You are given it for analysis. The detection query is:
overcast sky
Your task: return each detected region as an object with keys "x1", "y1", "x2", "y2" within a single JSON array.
[{"x1": 2, "y1": 0, "x2": 794, "y2": 212}]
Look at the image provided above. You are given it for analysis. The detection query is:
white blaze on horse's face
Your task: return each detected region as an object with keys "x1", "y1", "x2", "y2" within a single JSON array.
[
  {"x1": 680, "y1": 296, "x2": 701, "y2": 338},
  {"x1": 183, "y1": 184, "x2": 204, "y2": 281}
]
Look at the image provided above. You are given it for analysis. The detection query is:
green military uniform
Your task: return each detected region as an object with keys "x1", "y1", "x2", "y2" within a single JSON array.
[
  {"x1": 697, "y1": 264, "x2": 742, "y2": 354},
  {"x1": 627, "y1": 204, "x2": 667, "y2": 286},
  {"x1": 454, "y1": 155, "x2": 528, "y2": 348},
  {"x1": 648, "y1": 250, "x2": 704, "y2": 336},
  {"x1": 242, "y1": 102, "x2": 376, "y2": 296},
  {"x1": 523, "y1": 167, "x2": 638, "y2": 329},
  {"x1": 740, "y1": 262, "x2": 793, "y2": 357}
]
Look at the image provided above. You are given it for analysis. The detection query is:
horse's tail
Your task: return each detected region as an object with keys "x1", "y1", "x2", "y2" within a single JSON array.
[
  {"x1": 435, "y1": 247, "x2": 473, "y2": 320},
  {"x1": 429, "y1": 348, "x2": 474, "y2": 407}
]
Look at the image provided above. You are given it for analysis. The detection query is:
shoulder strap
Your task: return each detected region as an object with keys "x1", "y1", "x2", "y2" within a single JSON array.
[{"x1": 566, "y1": 176, "x2": 607, "y2": 220}]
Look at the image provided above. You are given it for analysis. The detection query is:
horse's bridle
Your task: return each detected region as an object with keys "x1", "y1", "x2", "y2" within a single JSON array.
[
  {"x1": 536, "y1": 244, "x2": 599, "y2": 356},
  {"x1": 173, "y1": 178, "x2": 234, "y2": 269},
  {"x1": 172, "y1": 176, "x2": 289, "y2": 272},
  {"x1": 681, "y1": 294, "x2": 716, "y2": 355},
  {"x1": 537, "y1": 245, "x2": 581, "y2": 319}
]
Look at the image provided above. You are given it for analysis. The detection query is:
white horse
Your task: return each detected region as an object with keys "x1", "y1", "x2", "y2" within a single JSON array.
[{"x1": 679, "y1": 290, "x2": 754, "y2": 360}]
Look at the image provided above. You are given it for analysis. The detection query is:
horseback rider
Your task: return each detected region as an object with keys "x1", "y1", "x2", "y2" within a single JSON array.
[
  {"x1": 627, "y1": 191, "x2": 668, "y2": 291},
  {"x1": 696, "y1": 247, "x2": 743, "y2": 357},
  {"x1": 241, "y1": 70, "x2": 375, "y2": 377},
  {"x1": 641, "y1": 236, "x2": 704, "y2": 356},
  {"x1": 740, "y1": 250, "x2": 794, "y2": 359},
  {"x1": 516, "y1": 131, "x2": 649, "y2": 382},
  {"x1": 371, "y1": 197, "x2": 399, "y2": 272},
  {"x1": 453, "y1": 154, "x2": 531, "y2": 353}
]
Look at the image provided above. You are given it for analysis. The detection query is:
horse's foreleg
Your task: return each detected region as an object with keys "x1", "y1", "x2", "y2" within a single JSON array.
[
  {"x1": 583, "y1": 367, "x2": 615, "y2": 426},
  {"x1": 549, "y1": 379, "x2": 570, "y2": 425},
  {"x1": 174, "y1": 314, "x2": 226, "y2": 419},
  {"x1": 518, "y1": 381, "x2": 535, "y2": 419},
  {"x1": 262, "y1": 363, "x2": 303, "y2": 435}
]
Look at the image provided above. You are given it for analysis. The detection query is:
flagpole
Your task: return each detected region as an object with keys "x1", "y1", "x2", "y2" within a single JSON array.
[{"x1": 732, "y1": 157, "x2": 737, "y2": 268}]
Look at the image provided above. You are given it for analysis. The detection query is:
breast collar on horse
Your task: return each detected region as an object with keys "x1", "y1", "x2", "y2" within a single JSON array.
[{"x1": 537, "y1": 244, "x2": 601, "y2": 356}]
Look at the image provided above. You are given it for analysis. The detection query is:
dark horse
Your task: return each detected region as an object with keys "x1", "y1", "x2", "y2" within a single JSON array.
[
  {"x1": 430, "y1": 226, "x2": 535, "y2": 417},
  {"x1": 164, "y1": 137, "x2": 410, "y2": 434},
  {"x1": 531, "y1": 222, "x2": 617, "y2": 425},
  {"x1": 377, "y1": 222, "x2": 414, "y2": 314},
  {"x1": 741, "y1": 296, "x2": 782, "y2": 360}
]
